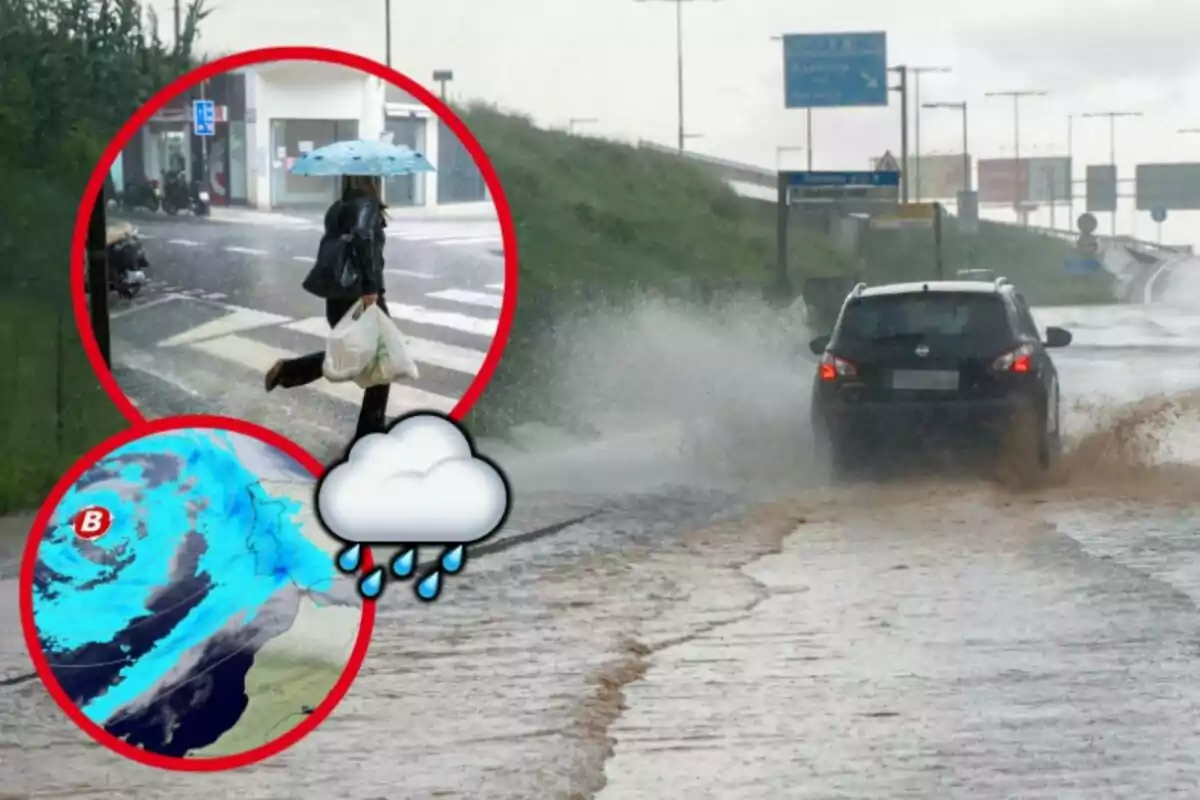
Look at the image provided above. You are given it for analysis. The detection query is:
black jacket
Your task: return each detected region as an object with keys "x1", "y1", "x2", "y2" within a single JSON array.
[{"x1": 323, "y1": 191, "x2": 387, "y2": 295}]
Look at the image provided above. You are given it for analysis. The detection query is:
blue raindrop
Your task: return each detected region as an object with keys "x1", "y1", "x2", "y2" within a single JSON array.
[
  {"x1": 391, "y1": 548, "x2": 416, "y2": 578},
  {"x1": 441, "y1": 545, "x2": 465, "y2": 574},
  {"x1": 336, "y1": 544, "x2": 361, "y2": 573},
  {"x1": 358, "y1": 567, "x2": 385, "y2": 599},
  {"x1": 416, "y1": 570, "x2": 442, "y2": 602}
]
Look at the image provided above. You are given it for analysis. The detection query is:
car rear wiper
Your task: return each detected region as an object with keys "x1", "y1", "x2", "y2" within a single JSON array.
[{"x1": 868, "y1": 332, "x2": 928, "y2": 344}]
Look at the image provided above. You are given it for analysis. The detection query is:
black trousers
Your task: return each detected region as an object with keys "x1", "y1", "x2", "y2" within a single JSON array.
[{"x1": 274, "y1": 295, "x2": 390, "y2": 440}]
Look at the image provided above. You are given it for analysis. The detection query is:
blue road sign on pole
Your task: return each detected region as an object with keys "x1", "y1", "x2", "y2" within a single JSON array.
[
  {"x1": 1065, "y1": 257, "x2": 1103, "y2": 274},
  {"x1": 193, "y1": 99, "x2": 215, "y2": 136},
  {"x1": 783, "y1": 31, "x2": 889, "y2": 109},
  {"x1": 1151, "y1": 206, "x2": 1168, "y2": 223},
  {"x1": 786, "y1": 171, "x2": 900, "y2": 187}
]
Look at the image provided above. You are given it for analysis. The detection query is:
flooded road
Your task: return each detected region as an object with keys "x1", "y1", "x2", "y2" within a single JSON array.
[{"x1": 0, "y1": 294, "x2": 1197, "y2": 798}]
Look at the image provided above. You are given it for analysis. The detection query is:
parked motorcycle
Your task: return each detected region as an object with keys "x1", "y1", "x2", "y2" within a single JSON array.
[
  {"x1": 162, "y1": 169, "x2": 212, "y2": 216},
  {"x1": 102, "y1": 223, "x2": 150, "y2": 299},
  {"x1": 118, "y1": 176, "x2": 161, "y2": 213}
]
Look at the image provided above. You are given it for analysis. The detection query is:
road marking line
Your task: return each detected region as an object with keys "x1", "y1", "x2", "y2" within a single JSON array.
[
  {"x1": 202, "y1": 292, "x2": 228, "y2": 300},
  {"x1": 292, "y1": 256, "x2": 312, "y2": 263},
  {"x1": 426, "y1": 289, "x2": 503, "y2": 309},
  {"x1": 186, "y1": 334, "x2": 457, "y2": 414},
  {"x1": 109, "y1": 295, "x2": 182, "y2": 320},
  {"x1": 157, "y1": 306, "x2": 293, "y2": 347},
  {"x1": 283, "y1": 316, "x2": 487, "y2": 374},
  {"x1": 224, "y1": 246, "x2": 269, "y2": 256},
  {"x1": 167, "y1": 239, "x2": 202, "y2": 246},
  {"x1": 433, "y1": 237, "x2": 503, "y2": 247},
  {"x1": 385, "y1": 268, "x2": 436, "y2": 279},
  {"x1": 484, "y1": 283, "x2": 504, "y2": 291},
  {"x1": 388, "y1": 303, "x2": 497, "y2": 337}
]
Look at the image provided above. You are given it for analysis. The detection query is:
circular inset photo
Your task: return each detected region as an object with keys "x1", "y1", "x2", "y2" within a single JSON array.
[
  {"x1": 19, "y1": 415, "x2": 376, "y2": 771},
  {"x1": 75, "y1": 46, "x2": 517, "y2": 462}
]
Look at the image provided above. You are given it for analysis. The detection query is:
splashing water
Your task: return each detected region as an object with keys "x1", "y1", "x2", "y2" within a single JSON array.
[
  {"x1": 358, "y1": 567, "x2": 384, "y2": 599},
  {"x1": 391, "y1": 548, "x2": 416, "y2": 578},
  {"x1": 336, "y1": 544, "x2": 362, "y2": 573},
  {"x1": 416, "y1": 570, "x2": 441, "y2": 601},
  {"x1": 441, "y1": 545, "x2": 465, "y2": 574}
]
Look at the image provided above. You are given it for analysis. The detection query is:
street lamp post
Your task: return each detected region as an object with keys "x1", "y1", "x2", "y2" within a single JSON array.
[
  {"x1": 770, "y1": 35, "x2": 813, "y2": 170},
  {"x1": 922, "y1": 101, "x2": 970, "y2": 192},
  {"x1": 637, "y1": 0, "x2": 719, "y2": 151},
  {"x1": 1081, "y1": 110, "x2": 1142, "y2": 235},
  {"x1": 889, "y1": 66, "x2": 910, "y2": 202},
  {"x1": 985, "y1": 89, "x2": 1048, "y2": 225},
  {"x1": 432, "y1": 70, "x2": 454, "y2": 101},
  {"x1": 384, "y1": 0, "x2": 392, "y2": 67},
  {"x1": 908, "y1": 66, "x2": 952, "y2": 201}
]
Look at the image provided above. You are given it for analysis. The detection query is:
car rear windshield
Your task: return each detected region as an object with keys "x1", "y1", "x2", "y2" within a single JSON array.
[{"x1": 835, "y1": 292, "x2": 1011, "y2": 342}]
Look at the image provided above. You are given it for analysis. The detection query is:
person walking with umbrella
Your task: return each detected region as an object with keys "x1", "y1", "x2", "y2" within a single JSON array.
[{"x1": 263, "y1": 140, "x2": 435, "y2": 442}]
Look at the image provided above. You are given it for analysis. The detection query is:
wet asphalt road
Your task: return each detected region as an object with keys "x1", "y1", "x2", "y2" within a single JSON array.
[
  {"x1": 107, "y1": 208, "x2": 506, "y2": 460},
  {"x1": 2, "y1": 264, "x2": 1198, "y2": 796}
]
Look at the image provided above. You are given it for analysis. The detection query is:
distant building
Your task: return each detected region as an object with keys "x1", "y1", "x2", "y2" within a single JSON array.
[{"x1": 113, "y1": 62, "x2": 489, "y2": 212}]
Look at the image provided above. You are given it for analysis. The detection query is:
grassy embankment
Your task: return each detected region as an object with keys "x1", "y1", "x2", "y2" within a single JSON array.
[{"x1": 458, "y1": 105, "x2": 1112, "y2": 435}]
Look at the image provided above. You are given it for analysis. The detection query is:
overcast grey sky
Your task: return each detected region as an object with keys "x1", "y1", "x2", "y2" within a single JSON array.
[{"x1": 148, "y1": 0, "x2": 1200, "y2": 241}]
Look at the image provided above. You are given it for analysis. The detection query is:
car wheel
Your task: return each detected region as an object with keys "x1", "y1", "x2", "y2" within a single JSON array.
[{"x1": 997, "y1": 401, "x2": 1049, "y2": 486}]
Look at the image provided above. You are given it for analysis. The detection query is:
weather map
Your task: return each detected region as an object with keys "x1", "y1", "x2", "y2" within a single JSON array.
[{"x1": 27, "y1": 427, "x2": 371, "y2": 761}]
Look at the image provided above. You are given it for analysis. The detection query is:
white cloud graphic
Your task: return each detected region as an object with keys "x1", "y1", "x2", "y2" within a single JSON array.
[{"x1": 316, "y1": 413, "x2": 509, "y2": 545}]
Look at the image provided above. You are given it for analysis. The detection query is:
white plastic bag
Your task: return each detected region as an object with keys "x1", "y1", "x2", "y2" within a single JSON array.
[
  {"x1": 322, "y1": 301, "x2": 377, "y2": 382},
  {"x1": 353, "y1": 305, "x2": 420, "y2": 389}
]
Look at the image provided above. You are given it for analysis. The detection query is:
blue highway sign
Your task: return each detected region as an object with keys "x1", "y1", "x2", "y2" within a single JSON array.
[
  {"x1": 1151, "y1": 205, "x2": 1168, "y2": 223},
  {"x1": 1065, "y1": 257, "x2": 1103, "y2": 275},
  {"x1": 193, "y1": 99, "x2": 215, "y2": 136},
  {"x1": 783, "y1": 31, "x2": 889, "y2": 109},
  {"x1": 786, "y1": 170, "x2": 900, "y2": 187}
]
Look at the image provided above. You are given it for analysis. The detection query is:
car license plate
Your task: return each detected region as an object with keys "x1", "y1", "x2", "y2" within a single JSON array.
[{"x1": 891, "y1": 370, "x2": 959, "y2": 391}]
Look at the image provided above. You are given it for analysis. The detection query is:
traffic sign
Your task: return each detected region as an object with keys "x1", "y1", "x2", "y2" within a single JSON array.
[
  {"x1": 1065, "y1": 257, "x2": 1102, "y2": 275},
  {"x1": 876, "y1": 150, "x2": 900, "y2": 173},
  {"x1": 192, "y1": 99, "x2": 215, "y2": 137},
  {"x1": 787, "y1": 171, "x2": 900, "y2": 187},
  {"x1": 785, "y1": 170, "x2": 900, "y2": 203},
  {"x1": 871, "y1": 202, "x2": 937, "y2": 229},
  {"x1": 782, "y1": 31, "x2": 889, "y2": 109},
  {"x1": 1151, "y1": 206, "x2": 1168, "y2": 223},
  {"x1": 1136, "y1": 163, "x2": 1200, "y2": 210},
  {"x1": 1077, "y1": 212, "x2": 1098, "y2": 234},
  {"x1": 1085, "y1": 164, "x2": 1117, "y2": 212}
]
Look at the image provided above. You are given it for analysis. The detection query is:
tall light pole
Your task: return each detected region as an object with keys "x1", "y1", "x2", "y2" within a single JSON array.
[
  {"x1": 922, "y1": 101, "x2": 970, "y2": 192},
  {"x1": 889, "y1": 66, "x2": 910, "y2": 202},
  {"x1": 1081, "y1": 110, "x2": 1142, "y2": 235},
  {"x1": 908, "y1": 66, "x2": 952, "y2": 201},
  {"x1": 1067, "y1": 114, "x2": 1075, "y2": 228},
  {"x1": 770, "y1": 35, "x2": 813, "y2": 170},
  {"x1": 985, "y1": 89, "x2": 1048, "y2": 225},
  {"x1": 569, "y1": 117, "x2": 600, "y2": 134},
  {"x1": 384, "y1": 0, "x2": 392, "y2": 67},
  {"x1": 432, "y1": 70, "x2": 454, "y2": 101},
  {"x1": 637, "y1": 0, "x2": 719, "y2": 151}
]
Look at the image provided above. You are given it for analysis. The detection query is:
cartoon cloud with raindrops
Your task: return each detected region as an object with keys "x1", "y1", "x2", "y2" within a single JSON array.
[{"x1": 315, "y1": 411, "x2": 511, "y2": 602}]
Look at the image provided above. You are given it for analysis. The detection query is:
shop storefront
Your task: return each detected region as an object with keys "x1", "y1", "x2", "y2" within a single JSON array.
[{"x1": 245, "y1": 61, "x2": 384, "y2": 210}]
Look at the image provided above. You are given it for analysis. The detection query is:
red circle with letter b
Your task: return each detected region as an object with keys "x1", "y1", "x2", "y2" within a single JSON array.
[{"x1": 72, "y1": 506, "x2": 112, "y2": 540}]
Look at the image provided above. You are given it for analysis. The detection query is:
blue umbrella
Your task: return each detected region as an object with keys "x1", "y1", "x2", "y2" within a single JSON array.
[{"x1": 288, "y1": 139, "x2": 436, "y2": 177}]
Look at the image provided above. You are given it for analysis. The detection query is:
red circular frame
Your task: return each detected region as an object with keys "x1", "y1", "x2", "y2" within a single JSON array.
[
  {"x1": 18, "y1": 414, "x2": 378, "y2": 772},
  {"x1": 72, "y1": 46, "x2": 519, "y2": 425}
]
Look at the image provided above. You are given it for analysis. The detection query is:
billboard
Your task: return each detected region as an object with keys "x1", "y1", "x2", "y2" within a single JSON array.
[
  {"x1": 1025, "y1": 157, "x2": 1071, "y2": 204},
  {"x1": 977, "y1": 157, "x2": 1071, "y2": 204},
  {"x1": 1135, "y1": 163, "x2": 1200, "y2": 210},
  {"x1": 870, "y1": 154, "x2": 970, "y2": 199},
  {"x1": 978, "y1": 158, "x2": 1027, "y2": 204},
  {"x1": 1086, "y1": 164, "x2": 1118, "y2": 212}
]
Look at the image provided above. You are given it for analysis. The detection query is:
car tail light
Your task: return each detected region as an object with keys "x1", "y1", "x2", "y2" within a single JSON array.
[
  {"x1": 991, "y1": 343, "x2": 1035, "y2": 373},
  {"x1": 819, "y1": 352, "x2": 857, "y2": 381}
]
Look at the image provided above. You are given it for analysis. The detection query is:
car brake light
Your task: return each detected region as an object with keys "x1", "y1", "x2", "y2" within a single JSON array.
[
  {"x1": 991, "y1": 343, "x2": 1035, "y2": 373},
  {"x1": 819, "y1": 352, "x2": 857, "y2": 381}
]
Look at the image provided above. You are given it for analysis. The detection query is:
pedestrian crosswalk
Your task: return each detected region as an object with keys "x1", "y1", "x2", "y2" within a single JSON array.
[{"x1": 111, "y1": 280, "x2": 506, "y2": 433}]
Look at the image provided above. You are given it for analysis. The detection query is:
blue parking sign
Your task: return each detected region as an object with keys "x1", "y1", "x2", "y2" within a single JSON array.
[{"x1": 193, "y1": 99, "x2": 215, "y2": 136}]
